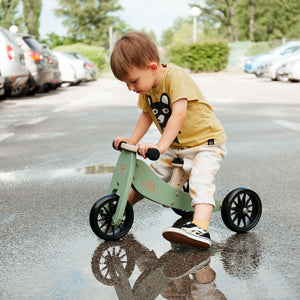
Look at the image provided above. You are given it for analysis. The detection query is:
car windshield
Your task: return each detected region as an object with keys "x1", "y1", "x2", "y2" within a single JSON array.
[
  {"x1": 285, "y1": 46, "x2": 300, "y2": 54},
  {"x1": 23, "y1": 37, "x2": 44, "y2": 52}
]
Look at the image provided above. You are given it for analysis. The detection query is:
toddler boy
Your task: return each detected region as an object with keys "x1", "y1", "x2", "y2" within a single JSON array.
[{"x1": 111, "y1": 31, "x2": 226, "y2": 249}]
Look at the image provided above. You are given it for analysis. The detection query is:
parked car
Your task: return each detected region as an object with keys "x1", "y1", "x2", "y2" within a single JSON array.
[
  {"x1": 244, "y1": 41, "x2": 300, "y2": 74},
  {"x1": 66, "y1": 52, "x2": 97, "y2": 81},
  {"x1": 256, "y1": 48, "x2": 300, "y2": 80},
  {"x1": 13, "y1": 32, "x2": 52, "y2": 95},
  {"x1": 277, "y1": 58, "x2": 300, "y2": 82},
  {"x1": 53, "y1": 51, "x2": 86, "y2": 86},
  {"x1": 0, "y1": 70, "x2": 5, "y2": 97},
  {"x1": 0, "y1": 27, "x2": 29, "y2": 98},
  {"x1": 42, "y1": 45, "x2": 62, "y2": 90},
  {"x1": 288, "y1": 60, "x2": 300, "y2": 82}
]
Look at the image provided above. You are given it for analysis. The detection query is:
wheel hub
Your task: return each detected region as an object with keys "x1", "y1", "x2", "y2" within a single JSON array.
[{"x1": 242, "y1": 207, "x2": 248, "y2": 214}]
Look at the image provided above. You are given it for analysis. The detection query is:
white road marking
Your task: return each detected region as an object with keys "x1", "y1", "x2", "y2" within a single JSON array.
[
  {"x1": 26, "y1": 116, "x2": 48, "y2": 125},
  {"x1": 274, "y1": 120, "x2": 300, "y2": 132},
  {"x1": 0, "y1": 133, "x2": 15, "y2": 142}
]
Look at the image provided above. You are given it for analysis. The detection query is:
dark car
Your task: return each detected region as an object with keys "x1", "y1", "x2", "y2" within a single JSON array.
[
  {"x1": 42, "y1": 45, "x2": 62, "y2": 90},
  {"x1": 0, "y1": 27, "x2": 29, "y2": 98},
  {"x1": 13, "y1": 33, "x2": 52, "y2": 95}
]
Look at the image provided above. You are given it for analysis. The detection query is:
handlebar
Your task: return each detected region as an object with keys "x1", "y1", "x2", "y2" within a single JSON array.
[{"x1": 112, "y1": 141, "x2": 160, "y2": 161}]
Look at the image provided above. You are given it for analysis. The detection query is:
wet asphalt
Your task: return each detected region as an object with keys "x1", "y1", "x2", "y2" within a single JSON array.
[{"x1": 0, "y1": 73, "x2": 300, "y2": 299}]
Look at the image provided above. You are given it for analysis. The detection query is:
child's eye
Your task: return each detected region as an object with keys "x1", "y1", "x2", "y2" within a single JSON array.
[{"x1": 131, "y1": 79, "x2": 137, "y2": 84}]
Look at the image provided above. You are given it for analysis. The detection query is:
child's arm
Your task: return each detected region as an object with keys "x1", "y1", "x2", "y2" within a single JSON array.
[
  {"x1": 129, "y1": 111, "x2": 153, "y2": 144},
  {"x1": 114, "y1": 111, "x2": 153, "y2": 148},
  {"x1": 138, "y1": 99, "x2": 187, "y2": 158}
]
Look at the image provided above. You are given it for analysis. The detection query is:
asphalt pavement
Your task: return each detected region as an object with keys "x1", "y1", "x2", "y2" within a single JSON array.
[{"x1": 0, "y1": 73, "x2": 299, "y2": 300}]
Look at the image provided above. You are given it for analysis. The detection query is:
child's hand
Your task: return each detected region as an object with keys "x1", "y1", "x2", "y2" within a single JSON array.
[
  {"x1": 138, "y1": 143, "x2": 160, "y2": 159},
  {"x1": 113, "y1": 137, "x2": 130, "y2": 150}
]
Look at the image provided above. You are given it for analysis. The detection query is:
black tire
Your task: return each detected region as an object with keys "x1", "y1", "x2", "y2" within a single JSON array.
[
  {"x1": 11, "y1": 82, "x2": 29, "y2": 97},
  {"x1": 89, "y1": 194, "x2": 134, "y2": 241},
  {"x1": 91, "y1": 241, "x2": 135, "y2": 285},
  {"x1": 221, "y1": 188, "x2": 262, "y2": 233},
  {"x1": 27, "y1": 86, "x2": 39, "y2": 96}
]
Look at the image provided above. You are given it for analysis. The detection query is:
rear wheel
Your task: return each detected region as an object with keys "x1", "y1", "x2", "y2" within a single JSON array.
[{"x1": 221, "y1": 188, "x2": 262, "y2": 233}]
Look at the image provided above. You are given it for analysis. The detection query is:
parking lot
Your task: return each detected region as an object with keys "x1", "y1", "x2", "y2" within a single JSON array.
[{"x1": 0, "y1": 72, "x2": 300, "y2": 299}]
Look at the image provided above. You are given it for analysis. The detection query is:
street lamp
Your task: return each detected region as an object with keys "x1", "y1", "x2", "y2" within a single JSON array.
[{"x1": 190, "y1": 6, "x2": 201, "y2": 43}]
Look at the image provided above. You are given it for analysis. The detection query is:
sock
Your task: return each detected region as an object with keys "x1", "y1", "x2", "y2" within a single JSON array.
[{"x1": 193, "y1": 220, "x2": 209, "y2": 230}]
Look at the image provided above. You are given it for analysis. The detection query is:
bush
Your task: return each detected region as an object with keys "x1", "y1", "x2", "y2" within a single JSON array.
[
  {"x1": 53, "y1": 43, "x2": 108, "y2": 72},
  {"x1": 168, "y1": 42, "x2": 230, "y2": 72}
]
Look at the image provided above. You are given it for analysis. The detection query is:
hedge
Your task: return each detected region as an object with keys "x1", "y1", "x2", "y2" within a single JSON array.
[{"x1": 169, "y1": 42, "x2": 230, "y2": 72}]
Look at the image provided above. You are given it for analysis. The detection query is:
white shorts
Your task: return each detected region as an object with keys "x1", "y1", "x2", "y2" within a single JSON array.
[{"x1": 150, "y1": 144, "x2": 227, "y2": 207}]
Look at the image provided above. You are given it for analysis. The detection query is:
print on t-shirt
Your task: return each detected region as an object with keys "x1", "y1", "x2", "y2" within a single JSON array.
[{"x1": 147, "y1": 93, "x2": 179, "y2": 143}]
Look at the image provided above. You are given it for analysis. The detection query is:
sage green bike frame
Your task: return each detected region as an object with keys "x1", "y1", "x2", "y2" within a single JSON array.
[{"x1": 108, "y1": 149, "x2": 222, "y2": 226}]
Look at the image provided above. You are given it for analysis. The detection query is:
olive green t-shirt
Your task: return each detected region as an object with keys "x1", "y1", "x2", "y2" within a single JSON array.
[{"x1": 138, "y1": 64, "x2": 226, "y2": 149}]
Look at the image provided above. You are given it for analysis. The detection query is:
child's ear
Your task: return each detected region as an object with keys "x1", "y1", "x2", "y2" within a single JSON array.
[{"x1": 148, "y1": 62, "x2": 158, "y2": 74}]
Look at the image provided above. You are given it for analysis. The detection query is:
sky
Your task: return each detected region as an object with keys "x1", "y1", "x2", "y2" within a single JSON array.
[{"x1": 39, "y1": 0, "x2": 192, "y2": 40}]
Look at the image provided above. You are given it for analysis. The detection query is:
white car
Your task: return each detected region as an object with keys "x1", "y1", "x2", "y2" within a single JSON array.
[
  {"x1": 53, "y1": 50, "x2": 87, "y2": 86},
  {"x1": 256, "y1": 46, "x2": 300, "y2": 80},
  {"x1": 66, "y1": 52, "x2": 97, "y2": 81},
  {"x1": 277, "y1": 58, "x2": 300, "y2": 82}
]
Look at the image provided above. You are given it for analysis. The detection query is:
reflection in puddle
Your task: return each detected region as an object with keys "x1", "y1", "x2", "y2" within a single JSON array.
[
  {"x1": 91, "y1": 217, "x2": 265, "y2": 300},
  {"x1": 76, "y1": 164, "x2": 115, "y2": 175}
]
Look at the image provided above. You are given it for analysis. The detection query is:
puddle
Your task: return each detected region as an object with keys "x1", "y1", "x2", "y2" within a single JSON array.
[
  {"x1": 0, "y1": 164, "x2": 115, "y2": 182},
  {"x1": 76, "y1": 164, "x2": 115, "y2": 175}
]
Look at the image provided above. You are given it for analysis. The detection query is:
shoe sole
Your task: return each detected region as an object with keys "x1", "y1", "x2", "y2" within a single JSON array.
[
  {"x1": 166, "y1": 257, "x2": 211, "y2": 279},
  {"x1": 162, "y1": 228, "x2": 211, "y2": 249}
]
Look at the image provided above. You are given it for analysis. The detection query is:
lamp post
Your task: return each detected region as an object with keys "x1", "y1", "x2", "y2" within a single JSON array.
[{"x1": 190, "y1": 6, "x2": 201, "y2": 43}]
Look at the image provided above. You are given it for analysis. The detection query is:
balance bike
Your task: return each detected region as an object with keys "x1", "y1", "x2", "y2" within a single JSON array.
[{"x1": 89, "y1": 143, "x2": 262, "y2": 241}]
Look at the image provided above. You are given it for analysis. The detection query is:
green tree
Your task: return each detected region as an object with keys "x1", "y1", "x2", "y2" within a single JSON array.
[
  {"x1": 40, "y1": 32, "x2": 77, "y2": 48},
  {"x1": 190, "y1": 0, "x2": 300, "y2": 42},
  {"x1": 22, "y1": 0, "x2": 42, "y2": 39},
  {"x1": 54, "y1": 0, "x2": 122, "y2": 47},
  {"x1": 0, "y1": 0, "x2": 21, "y2": 28}
]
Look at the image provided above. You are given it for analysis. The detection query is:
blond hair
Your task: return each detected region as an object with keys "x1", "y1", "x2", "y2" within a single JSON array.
[{"x1": 110, "y1": 31, "x2": 160, "y2": 81}]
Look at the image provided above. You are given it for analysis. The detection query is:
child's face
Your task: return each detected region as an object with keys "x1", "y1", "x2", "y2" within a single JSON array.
[{"x1": 123, "y1": 65, "x2": 157, "y2": 95}]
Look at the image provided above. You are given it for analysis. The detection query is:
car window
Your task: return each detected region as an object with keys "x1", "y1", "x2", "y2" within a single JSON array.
[
  {"x1": 285, "y1": 46, "x2": 300, "y2": 54},
  {"x1": 0, "y1": 28, "x2": 19, "y2": 46},
  {"x1": 23, "y1": 37, "x2": 43, "y2": 51}
]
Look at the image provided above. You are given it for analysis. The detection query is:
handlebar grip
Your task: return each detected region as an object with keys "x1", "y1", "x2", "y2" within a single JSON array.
[
  {"x1": 145, "y1": 148, "x2": 160, "y2": 161},
  {"x1": 112, "y1": 140, "x2": 125, "y2": 150},
  {"x1": 112, "y1": 140, "x2": 160, "y2": 160}
]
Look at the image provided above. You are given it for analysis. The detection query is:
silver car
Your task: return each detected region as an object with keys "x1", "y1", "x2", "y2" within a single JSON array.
[
  {"x1": 13, "y1": 33, "x2": 52, "y2": 95},
  {"x1": 0, "y1": 27, "x2": 29, "y2": 98}
]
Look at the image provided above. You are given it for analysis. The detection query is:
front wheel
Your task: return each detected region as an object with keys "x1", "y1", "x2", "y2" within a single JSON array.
[
  {"x1": 89, "y1": 194, "x2": 134, "y2": 241},
  {"x1": 221, "y1": 188, "x2": 262, "y2": 233}
]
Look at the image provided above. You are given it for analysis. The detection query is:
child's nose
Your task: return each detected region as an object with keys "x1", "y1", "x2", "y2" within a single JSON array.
[{"x1": 127, "y1": 83, "x2": 134, "y2": 91}]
